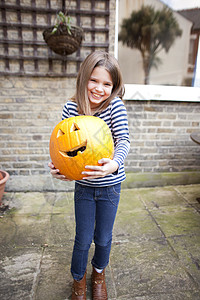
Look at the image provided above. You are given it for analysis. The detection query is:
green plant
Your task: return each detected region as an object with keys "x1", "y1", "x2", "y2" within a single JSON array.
[{"x1": 51, "y1": 11, "x2": 72, "y2": 35}]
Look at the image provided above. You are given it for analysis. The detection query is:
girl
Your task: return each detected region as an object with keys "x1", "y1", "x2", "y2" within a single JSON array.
[{"x1": 49, "y1": 51, "x2": 130, "y2": 300}]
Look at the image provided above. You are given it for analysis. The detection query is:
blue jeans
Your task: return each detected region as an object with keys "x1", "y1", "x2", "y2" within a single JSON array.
[{"x1": 71, "y1": 182, "x2": 121, "y2": 281}]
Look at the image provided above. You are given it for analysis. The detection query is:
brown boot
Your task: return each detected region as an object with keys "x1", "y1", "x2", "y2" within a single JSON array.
[
  {"x1": 91, "y1": 267, "x2": 107, "y2": 300},
  {"x1": 71, "y1": 271, "x2": 87, "y2": 300}
]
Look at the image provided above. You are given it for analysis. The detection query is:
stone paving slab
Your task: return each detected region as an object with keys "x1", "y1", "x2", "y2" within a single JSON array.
[
  {"x1": 109, "y1": 240, "x2": 199, "y2": 298},
  {"x1": 34, "y1": 247, "x2": 73, "y2": 300},
  {"x1": 119, "y1": 291, "x2": 200, "y2": 300},
  {"x1": 168, "y1": 235, "x2": 200, "y2": 286},
  {"x1": 0, "y1": 214, "x2": 51, "y2": 248},
  {"x1": 0, "y1": 246, "x2": 43, "y2": 300},
  {"x1": 0, "y1": 184, "x2": 200, "y2": 299},
  {"x1": 149, "y1": 206, "x2": 200, "y2": 237}
]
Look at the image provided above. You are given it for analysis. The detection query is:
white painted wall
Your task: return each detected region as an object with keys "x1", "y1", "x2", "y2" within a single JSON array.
[{"x1": 118, "y1": 0, "x2": 192, "y2": 86}]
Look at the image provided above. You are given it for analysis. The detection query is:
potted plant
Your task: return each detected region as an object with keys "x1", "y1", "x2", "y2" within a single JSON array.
[
  {"x1": 43, "y1": 11, "x2": 84, "y2": 56},
  {"x1": 0, "y1": 170, "x2": 9, "y2": 205}
]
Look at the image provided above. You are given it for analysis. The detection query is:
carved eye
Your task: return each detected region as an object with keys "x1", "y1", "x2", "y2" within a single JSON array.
[
  {"x1": 70, "y1": 123, "x2": 80, "y2": 132},
  {"x1": 57, "y1": 129, "x2": 65, "y2": 138}
]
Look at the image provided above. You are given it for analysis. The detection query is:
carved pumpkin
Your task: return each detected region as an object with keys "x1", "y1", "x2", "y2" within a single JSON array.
[{"x1": 49, "y1": 116, "x2": 114, "y2": 180}]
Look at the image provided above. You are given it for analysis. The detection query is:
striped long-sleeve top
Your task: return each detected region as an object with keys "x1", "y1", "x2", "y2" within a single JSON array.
[{"x1": 62, "y1": 97, "x2": 130, "y2": 187}]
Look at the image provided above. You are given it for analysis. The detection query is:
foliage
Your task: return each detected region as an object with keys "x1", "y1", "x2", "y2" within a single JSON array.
[
  {"x1": 118, "y1": 5, "x2": 182, "y2": 84},
  {"x1": 51, "y1": 11, "x2": 72, "y2": 35}
]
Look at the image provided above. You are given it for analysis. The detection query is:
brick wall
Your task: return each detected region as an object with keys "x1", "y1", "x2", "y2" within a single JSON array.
[
  {"x1": 125, "y1": 100, "x2": 200, "y2": 173},
  {"x1": 1, "y1": 94, "x2": 200, "y2": 178},
  {"x1": 0, "y1": 76, "x2": 76, "y2": 176}
]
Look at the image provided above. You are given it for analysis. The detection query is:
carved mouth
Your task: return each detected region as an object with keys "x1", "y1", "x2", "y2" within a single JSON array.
[{"x1": 59, "y1": 142, "x2": 87, "y2": 157}]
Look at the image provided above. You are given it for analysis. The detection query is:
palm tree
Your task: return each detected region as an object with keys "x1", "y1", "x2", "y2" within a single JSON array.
[{"x1": 118, "y1": 5, "x2": 182, "y2": 84}]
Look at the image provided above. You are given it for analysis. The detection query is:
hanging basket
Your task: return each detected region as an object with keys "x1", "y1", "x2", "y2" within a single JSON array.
[{"x1": 43, "y1": 24, "x2": 84, "y2": 56}]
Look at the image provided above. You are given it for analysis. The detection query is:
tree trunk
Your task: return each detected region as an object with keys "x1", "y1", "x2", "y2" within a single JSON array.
[
  {"x1": 143, "y1": 57, "x2": 150, "y2": 85},
  {"x1": 144, "y1": 71, "x2": 149, "y2": 85}
]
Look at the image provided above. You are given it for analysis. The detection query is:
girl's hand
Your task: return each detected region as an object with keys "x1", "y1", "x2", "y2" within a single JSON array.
[
  {"x1": 82, "y1": 158, "x2": 119, "y2": 179},
  {"x1": 48, "y1": 162, "x2": 72, "y2": 181}
]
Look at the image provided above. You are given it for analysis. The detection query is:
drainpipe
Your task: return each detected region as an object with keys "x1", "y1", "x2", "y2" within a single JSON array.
[
  {"x1": 114, "y1": 0, "x2": 119, "y2": 59},
  {"x1": 193, "y1": 37, "x2": 200, "y2": 87}
]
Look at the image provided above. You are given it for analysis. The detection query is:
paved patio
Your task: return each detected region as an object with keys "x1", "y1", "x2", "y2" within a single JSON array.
[{"x1": 0, "y1": 184, "x2": 200, "y2": 300}]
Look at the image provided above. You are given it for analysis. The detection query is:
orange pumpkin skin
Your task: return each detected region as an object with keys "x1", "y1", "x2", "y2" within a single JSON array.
[{"x1": 49, "y1": 116, "x2": 114, "y2": 180}]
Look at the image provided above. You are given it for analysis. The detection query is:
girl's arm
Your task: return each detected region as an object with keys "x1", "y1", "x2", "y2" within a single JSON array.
[{"x1": 111, "y1": 99, "x2": 130, "y2": 169}]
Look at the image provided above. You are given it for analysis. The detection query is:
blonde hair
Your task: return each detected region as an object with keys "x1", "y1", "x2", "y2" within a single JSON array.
[{"x1": 71, "y1": 51, "x2": 124, "y2": 115}]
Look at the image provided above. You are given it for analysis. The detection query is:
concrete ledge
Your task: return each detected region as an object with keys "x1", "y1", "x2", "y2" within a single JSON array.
[
  {"x1": 4, "y1": 172, "x2": 200, "y2": 192},
  {"x1": 5, "y1": 175, "x2": 75, "y2": 192},
  {"x1": 122, "y1": 172, "x2": 200, "y2": 189}
]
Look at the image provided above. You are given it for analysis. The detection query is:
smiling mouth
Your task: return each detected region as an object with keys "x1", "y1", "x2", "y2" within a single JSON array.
[
  {"x1": 59, "y1": 142, "x2": 87, "y2": 157},
  {"x1": 92, "y1": 92, "x2": 103, "y2": 99}
]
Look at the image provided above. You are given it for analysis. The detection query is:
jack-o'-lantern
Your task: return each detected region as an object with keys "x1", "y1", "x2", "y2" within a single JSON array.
[{"x1": 49, "y1": 116, "x2": 114, "y2": 180}]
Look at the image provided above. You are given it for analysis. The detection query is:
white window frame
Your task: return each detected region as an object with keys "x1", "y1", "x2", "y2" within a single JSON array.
[{"x1": 124, "y1": 84, "x2": 200, "y2": 102}]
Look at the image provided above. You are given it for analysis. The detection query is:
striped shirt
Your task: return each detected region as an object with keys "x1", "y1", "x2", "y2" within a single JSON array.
[{"x1": 62, "y1": 97, "x2": 130, "y2": 187}]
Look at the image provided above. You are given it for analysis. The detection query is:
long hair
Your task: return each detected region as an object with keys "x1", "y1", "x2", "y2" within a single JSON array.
[{"x1": 72, "y1": 51, "x2": 124, "y2": 115}]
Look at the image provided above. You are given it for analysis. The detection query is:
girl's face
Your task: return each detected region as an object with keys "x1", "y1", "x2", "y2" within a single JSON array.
[{"x1": 87, "y1": 66, "x2": 113, "y2": 110}]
